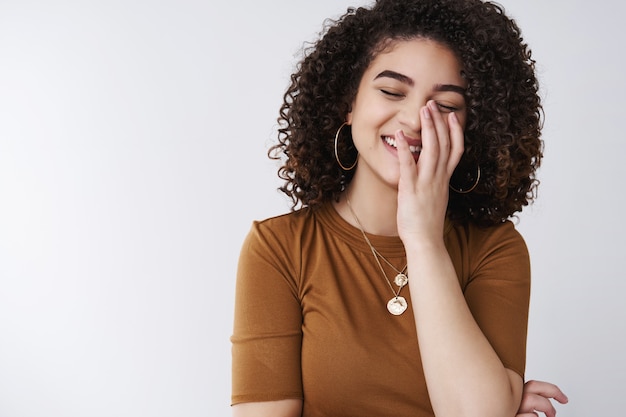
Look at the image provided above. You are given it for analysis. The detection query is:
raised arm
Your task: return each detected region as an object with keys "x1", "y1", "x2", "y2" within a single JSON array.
[{"x1": 396, "y1": 105, "x2": 525, "y2": 417}]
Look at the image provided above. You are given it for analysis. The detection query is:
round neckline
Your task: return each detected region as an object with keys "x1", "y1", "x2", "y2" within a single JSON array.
[
  {"x1": 315, "y1": 201, "x2": 454, "y2": 259},
  {"x1": 316, "y1": 202, "x2": 407, "y2": 258}
]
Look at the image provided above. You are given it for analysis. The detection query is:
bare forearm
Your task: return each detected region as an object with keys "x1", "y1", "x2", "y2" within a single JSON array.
[
  {"x1": 406, "y1": 241, "x2": 522, "y2": 417},
  {"x1": 232, "y1": 399, "x2": 302, "y2": 417}
]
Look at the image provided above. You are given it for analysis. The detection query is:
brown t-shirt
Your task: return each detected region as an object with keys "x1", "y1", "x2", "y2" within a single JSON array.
[{"x1": 231, "y1": 202, "x2": 530, "y2": 416}]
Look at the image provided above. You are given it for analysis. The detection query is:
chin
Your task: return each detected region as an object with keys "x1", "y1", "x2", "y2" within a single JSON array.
[{"x1": 380, "y1": 172, "x2": 401, "y2": 190}]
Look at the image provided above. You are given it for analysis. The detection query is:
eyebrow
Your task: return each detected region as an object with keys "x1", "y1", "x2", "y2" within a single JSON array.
[
  {"x1": 374, "y1": 70, "x2": 414, "y2": 86},
  {"x1": 374, "y1": 70, "x2": 466, "y2": 95},
  {"x1": 434, "y1": 83, "x2": 466, "y2": 95}
]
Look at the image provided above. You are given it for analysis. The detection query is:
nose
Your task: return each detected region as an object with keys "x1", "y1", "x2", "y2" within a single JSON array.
[{"x1": 398, "y1": 99, "x2": 425, "y2": 137}]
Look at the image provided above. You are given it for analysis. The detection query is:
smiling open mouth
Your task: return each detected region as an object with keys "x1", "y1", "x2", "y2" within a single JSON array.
[{"x1": 383, "y1": 136, "x2": 422, "y2": 154}]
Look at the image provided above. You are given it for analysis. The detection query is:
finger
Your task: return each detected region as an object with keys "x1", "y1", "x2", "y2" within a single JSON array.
[
  {"x1": 447, "y1": 111, "x2": 465, "y2": 174},
  {"x1": 519, "y1": 393, "x2": 557, "y2": 417},
  {"x1": 416, "y1": 105, "x2": 439, "y2": 179},
  {"x1": 524, "y1": 380, "x2": 569, "y2": 404},
  {"x1": 426, "y1": 101, "x2": 452, "y2": 176},
  {"x1": 396, "y1": 129, "x2": 418, "y2": 190},
  {"x1": 516, "y1": 413, "x2": 539, "y2": 417}
]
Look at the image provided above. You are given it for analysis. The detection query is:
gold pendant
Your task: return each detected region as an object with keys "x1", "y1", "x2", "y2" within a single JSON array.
[
  {"x1": 387, "y1": 296, "x2": 407, "y2": 315},
  {"x1": 394, "y1": 273, "x2": 408, "y2": 287}
]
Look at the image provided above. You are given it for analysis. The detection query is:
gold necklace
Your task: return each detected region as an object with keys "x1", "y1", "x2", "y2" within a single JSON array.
[{"x1": 346, "y1": 197, "x2": 409, "y2": 315}]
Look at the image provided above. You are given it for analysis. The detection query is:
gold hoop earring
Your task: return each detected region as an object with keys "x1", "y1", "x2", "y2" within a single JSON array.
[
  {"x1": 449, "y1": 164, "x2": 481, "y2": 194},
  {"x1": 334, "y1": 122, "x2": 358, "y2": 171}
]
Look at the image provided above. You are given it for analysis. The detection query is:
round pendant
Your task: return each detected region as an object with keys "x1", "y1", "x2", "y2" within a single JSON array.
[
  {"x1": 394, "y1": 273, "x2": 408, "y2": 288},
  {"x1": 387, "y1": 296, "x2": 408, "y2": 315}
]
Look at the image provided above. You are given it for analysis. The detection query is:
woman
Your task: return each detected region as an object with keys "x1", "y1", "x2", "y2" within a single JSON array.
[{"x1": 231, "y1": 0, "x2": 567, "y2": 416}]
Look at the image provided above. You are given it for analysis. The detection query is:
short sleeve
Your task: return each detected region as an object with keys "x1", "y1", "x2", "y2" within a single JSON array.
[
  {"x1": 230, "y1": 221, "x2": 304, "y2": 405},
  {"x1": 462, "y1": 222, "x2": 531, "y2": 378}
]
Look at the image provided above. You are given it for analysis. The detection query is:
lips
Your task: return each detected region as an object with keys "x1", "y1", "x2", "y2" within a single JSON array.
[{"x1": 382, "y1": 135, "x2": 422, "y2": 154}]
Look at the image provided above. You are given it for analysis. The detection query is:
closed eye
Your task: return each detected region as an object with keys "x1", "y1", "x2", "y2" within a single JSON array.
[
  {"x1": 436, "y1": 102, "x2": 459, "y2": 112},
  {"x1": 380, "y1": 89, "x2": 405, "y2": 98}
]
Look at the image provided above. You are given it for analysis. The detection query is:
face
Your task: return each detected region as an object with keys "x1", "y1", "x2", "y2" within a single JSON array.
[{"x1": 346, "y1": 38, "x2": 467, "y2": 189}]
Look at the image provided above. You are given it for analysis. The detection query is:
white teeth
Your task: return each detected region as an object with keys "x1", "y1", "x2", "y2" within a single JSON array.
[
  {"x1": 383, "y1": 136, "x2": 421, "y2": 154},
  {"x1": 384, "y1": 136, "x2": 397, "y2": 147},
  {"x1": 409, "y1": 145, "x2": 421, "y2": 153}
]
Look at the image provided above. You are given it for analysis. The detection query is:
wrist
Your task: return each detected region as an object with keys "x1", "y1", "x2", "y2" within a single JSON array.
[{"x1": 401, "y1": 234, "x2": 447, "y2": 255}]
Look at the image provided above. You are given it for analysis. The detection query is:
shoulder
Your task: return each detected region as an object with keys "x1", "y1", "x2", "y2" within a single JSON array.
[
  {"x1": 447, "y1": 219, "x2": 527, "y2": 253},
  {"x1": 254, "y1": 206, "x2": 314, "y2": 228},
  {"x1": 446, "y1": 219, "x2": 530, "y2": 277},
  {"x1": 239, "y1": 206, "x2": 325, "y2": 285},
  {"x1": 242, "y1": 206, "x2": 322, "y2": 255},
  {"x1": 249, "y1": 206, "x2": 316, "y2": 241}
]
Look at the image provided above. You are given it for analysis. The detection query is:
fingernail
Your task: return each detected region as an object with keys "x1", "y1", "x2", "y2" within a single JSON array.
[{"x1": 422, "y1": 106, "x2": 431, "y2": 119}]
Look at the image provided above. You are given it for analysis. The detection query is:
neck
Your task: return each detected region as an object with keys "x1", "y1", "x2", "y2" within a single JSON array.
[{"x1": 334, "y1": 171, "x2": 400, "y2": 237}]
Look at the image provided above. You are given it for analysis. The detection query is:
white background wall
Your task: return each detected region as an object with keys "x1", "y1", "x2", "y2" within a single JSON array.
[{"x1": 0, "y1": 1, "x2": 624, "y2": 416}]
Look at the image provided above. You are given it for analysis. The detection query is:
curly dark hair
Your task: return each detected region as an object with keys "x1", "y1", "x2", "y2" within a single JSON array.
[{"x1": 268, "y1": 0, "x2": 543, "y2": 226}]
